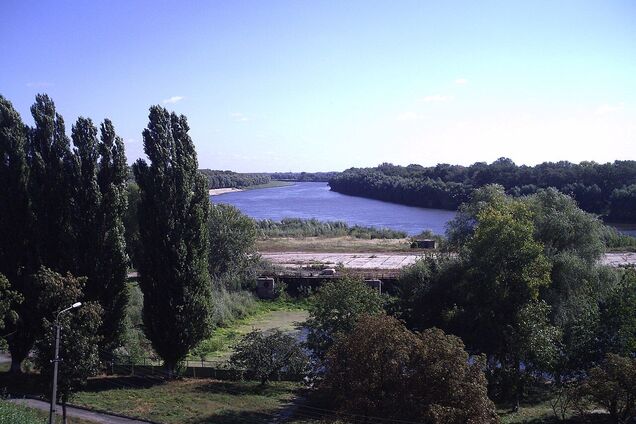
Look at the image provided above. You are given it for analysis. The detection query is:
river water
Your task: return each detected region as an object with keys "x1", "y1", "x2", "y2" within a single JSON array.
[
  {"x1": 212, "y1": 182, "x2": 636, "y2": 237},
  {"x1": 212, "y1": 182, "x2": 456, "y2": 235}
]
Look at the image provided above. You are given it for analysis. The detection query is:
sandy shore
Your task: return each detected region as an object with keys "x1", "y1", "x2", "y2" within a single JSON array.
[{"x1": 208, "y1": 187, "x2": 243, "y2": 196}]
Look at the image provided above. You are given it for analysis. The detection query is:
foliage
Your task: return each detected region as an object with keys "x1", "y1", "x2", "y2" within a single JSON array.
[
  {"x1": 306, "y1": 278, "x2": 384, "y2": 357},
  {"x1": 597, "y1": 267, "x2": 636, "y2": 356},
  {"x1": 256, "y1": 217, "x2": 407, "y2": 239},
  {"x1": 72, "y1": 117, "x2": 129, "y2": 355},
  {"x1": 323, "y1": 314, "x2": 499, "y2": 423},
  {"x1": 30, "y1": 268, "x2": 102, "y2": 403},
  {"x1": 133, "y1": 105, "x2": 213, "y2": 374},
  {"x1": 123, "y1": 182, "x2": 141, "y2": 267},
  {"x1": 208, "y1": 204, "x2": 259, "y2": 290},
  {"x1": 602, "y1": 225, "x2": 636, "y2": 251},
  {"x1": 0, "y1": 274, "x2": 22, "y2": 331},
  {"x1": 200, "y1": 169, "x2": 270, "y2": 189},
  {"x1": 230, "y1": 330, "x2": 308, "y2": 385},
  {"x1": 329, "y1": 159, "x2": 636, "y2": 220},
  {"x1": 575, "y1": 354, "x2": 636, "y2": 423}
]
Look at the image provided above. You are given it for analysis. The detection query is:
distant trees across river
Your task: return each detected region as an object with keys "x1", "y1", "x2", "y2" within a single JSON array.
[
  {"x1": 328, "y1": 158, "x2": 636, "y2": 222},
  {"x1": 200, "y1": 170, "x2": 340, "y2": 189}
]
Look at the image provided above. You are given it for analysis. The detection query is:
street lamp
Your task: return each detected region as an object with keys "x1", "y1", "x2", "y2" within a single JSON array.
[{"x1": 49, "y1": 302, "x2": 82, "y2": 424}]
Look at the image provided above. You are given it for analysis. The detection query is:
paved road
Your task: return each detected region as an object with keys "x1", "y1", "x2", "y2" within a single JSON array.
[
  {"x1": 8, "y1": 398, "x2": 153, "y2": 424},
  {"x1": 263, "y1": 252, "x2": 636, "y2": 270}
]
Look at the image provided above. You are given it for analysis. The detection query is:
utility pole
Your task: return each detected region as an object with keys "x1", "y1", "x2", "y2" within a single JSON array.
[{"x1": 48, "y1": 302, "x2": 82, "y2": 424}]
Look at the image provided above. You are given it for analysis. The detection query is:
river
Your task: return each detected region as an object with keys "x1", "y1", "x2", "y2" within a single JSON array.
[
  {"x1": 211, "y1": 182, "x2": 636, "y2": 237},
  {"x1": 211, "y1": 182, "x2": 456, "y2": 235}
]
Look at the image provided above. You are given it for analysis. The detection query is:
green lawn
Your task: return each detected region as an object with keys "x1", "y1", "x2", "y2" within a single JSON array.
[
  {"x1": 71, "y1": 378, "x2": 299, "y2": 424},
  {"x1": 191, "y1": 298, "x2": 310, "y2": 361}
]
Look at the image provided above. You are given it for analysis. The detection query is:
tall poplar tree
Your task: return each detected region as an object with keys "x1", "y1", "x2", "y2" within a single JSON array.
[
  {"x1": 71, "y1": 117, "x2": 129, "y2": 354},
  {"x1": 133, "y1": 106, "x2": 212, "y2": 374},
  {"x1": 0, "y1": 95, "x2": 30, "y2": 286}
]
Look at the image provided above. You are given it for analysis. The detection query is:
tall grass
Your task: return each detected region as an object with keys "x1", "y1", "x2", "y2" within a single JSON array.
[
  {"x1": 0, "y1": 400, "x2": 45, "y2": 424},
  {"x1": 602, "y1": 225, "x2": 636, "y2": 251},
  {"x1": 256, "y1": 218, "x2": 407, "y2": 239}
]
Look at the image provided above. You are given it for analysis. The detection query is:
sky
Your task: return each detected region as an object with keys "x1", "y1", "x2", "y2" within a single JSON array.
[{"x1": 1, "y1": 1, "x2": 635, "y2": 172}]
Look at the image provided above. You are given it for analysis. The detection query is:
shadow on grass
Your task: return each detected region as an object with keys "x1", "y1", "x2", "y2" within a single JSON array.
[
  {"x1": 81, "y1": 375, "x2": 166, "y2": 392},
  {"x1": 194, "y1": 379, "x2": 292, "y2": 397},
  {"x1": 0, "y1": 371, "x2": 46, "y2": 396}
]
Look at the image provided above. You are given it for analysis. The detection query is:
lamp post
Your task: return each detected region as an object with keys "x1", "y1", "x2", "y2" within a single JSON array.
[{"x1": 48, "y1": 302, "x2": 82, "y2": 424}]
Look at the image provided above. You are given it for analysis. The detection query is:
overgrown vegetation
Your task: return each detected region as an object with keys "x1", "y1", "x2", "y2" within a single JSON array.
[{"x1": 257, "y1": 218, "x2": 407, "y2": 239}]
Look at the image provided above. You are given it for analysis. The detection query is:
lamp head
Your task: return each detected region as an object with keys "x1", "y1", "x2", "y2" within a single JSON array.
[{"x1": 71, "y1": 302, "x2": 82, "y2": 309}]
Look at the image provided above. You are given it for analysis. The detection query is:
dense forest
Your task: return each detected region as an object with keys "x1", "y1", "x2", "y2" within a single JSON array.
[
  {"x1": 329, "y1": 158, "x2": 636, "y2": 221},
  {"x1": 200, "y1": 169, "x2": 271, "y2": 189}
]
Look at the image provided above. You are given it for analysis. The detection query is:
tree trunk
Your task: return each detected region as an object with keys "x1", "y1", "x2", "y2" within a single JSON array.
[
  {"x1": 9, "y1": 357, "x2": 22, "y2": 374},
  {"x1": 62, "y1": 399, "x2": 67, "y2": 424}
]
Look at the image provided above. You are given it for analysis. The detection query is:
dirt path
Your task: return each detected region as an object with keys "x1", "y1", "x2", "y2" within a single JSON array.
[{"x1": 8, "y1": 398, "x2": 153, "y2": 424}]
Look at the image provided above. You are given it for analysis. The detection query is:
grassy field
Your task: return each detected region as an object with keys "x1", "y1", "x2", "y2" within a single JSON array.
[
  {"x1": 71, "y1": 378, "x2": 299, "y2": 424},
  {"x1": 191, "y1": 299, "x2": 310, "y2": 361},
  {"x1": 257, "y1": 236, "x2": 413, "y2": 253}
]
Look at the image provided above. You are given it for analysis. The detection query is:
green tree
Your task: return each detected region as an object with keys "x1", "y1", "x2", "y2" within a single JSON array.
[
  {"x1": 94, "y1": 119, "x2": 129, "y2": 354},
  {"x1": 230, "y1": 330, "x2": 308, "y2": 385},
  {"x1": 123, "y1": 182, "x2": 141, "y2": 269},
  {"x1": 306, "y1": 278, "x2": 383, "y2": 357},
  {"x1": 323, "y1": 314, "x2": 499, "y2": 423},
  {"x1": 133, "y1": 106, "x2": 212, "y2": 375},
  {"x1": 4, "y1": 95, "x2": 77, "y2": 373},
  {"x1": 208, "y1": 204, "x2": 259, "y2": 290},
  {"x1": 460, "y1": 201, "x2": 553, "y2": 403},
  {"x1": 576, "y1": 354, "x2": 636, "y2": 423},
  {"x1": 31, "y1": 268, "x2": 102, "y2": 423}
]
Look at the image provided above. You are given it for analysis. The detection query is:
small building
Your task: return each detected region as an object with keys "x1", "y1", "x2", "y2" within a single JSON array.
[
  {"x1": 364, "y1": 279, "x2": 382, "y2": 294},
  {"x1": 411, "y1": 239, "x2": 437, "y2": 249},
  {"x1": 256, "y1": 277, "x2": 276, "y2": 299}
]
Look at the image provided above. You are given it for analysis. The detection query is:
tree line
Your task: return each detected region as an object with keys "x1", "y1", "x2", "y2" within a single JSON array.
[
  {"x1": 200, "y1": 169, "x2": 271, "y2": 189},
  {"x1": 329, "y1": 158, "x2": 636, "y2": 221}
]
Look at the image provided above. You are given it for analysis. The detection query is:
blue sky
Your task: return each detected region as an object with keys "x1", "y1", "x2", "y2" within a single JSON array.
[{"x1": 1, "y1": 1, "x2": 634, "y2": 171}]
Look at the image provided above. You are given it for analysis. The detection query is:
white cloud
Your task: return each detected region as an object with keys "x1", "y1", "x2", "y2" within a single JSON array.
[
  {"x1": 230, "y1": 112, "x2": 249, "y2": 122},
  {"x1": 420, "y1": 94, "x2": 454, "y2": 103},
  {"x1": 396, "y1": 111, "x2": 421, "y2": 121},
  {"x1": 162, "y1": 96, "x2": 184, "y2": 104},
  {"x1": 455, "y1": 78, "x2": 468, "y2": 85},
  {"x1": 595, "y1": 102, "x2": 624, "y2": 116},
  {"x1": 125, "y1": 138, "x2": 139, "y2": 145}
]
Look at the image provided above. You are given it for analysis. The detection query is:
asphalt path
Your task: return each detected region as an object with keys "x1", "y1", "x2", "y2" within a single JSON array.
[{"x1": 8, "y1": 398, "x2": 154, "y2": 424}]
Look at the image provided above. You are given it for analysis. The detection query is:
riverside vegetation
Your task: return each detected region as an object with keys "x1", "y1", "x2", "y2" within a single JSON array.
[{"x1": 1, "y1": 93, "x2": 635, "y2": 423}]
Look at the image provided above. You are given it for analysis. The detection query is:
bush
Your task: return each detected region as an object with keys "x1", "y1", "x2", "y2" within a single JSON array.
[{"x1": 323, "y1": 314, "x2": 499, "y2": 423}]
